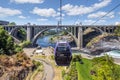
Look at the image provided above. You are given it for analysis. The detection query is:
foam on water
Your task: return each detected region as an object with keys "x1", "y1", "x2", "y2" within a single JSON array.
[{"x1": 103, "y1": 50, "x2": 120, "y2": 58}]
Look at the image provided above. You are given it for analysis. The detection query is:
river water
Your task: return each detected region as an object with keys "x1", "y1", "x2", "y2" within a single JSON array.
[
  {"x1": 36, "y1": 35, "x2": 56, "y2": 47},
  {"x1": 36, "y1": 34, "x2": 120, "y2": 58},
  {"x1": 100, "y1": 50, "x2": 120, "y2": 58},
  {"x1": 36, "y1": 35, "x2": 76, "y2": 48}
]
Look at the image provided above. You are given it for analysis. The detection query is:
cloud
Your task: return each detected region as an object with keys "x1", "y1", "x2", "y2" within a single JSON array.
[
  {"x1": 88, "y1": 11, "x2": 114, "y2": 19},
  {"x1": 18, "y1": 15, "x2": 26, "y2": 19},
  {"x1": 115, "y1": 22, "x2": 120, "y2": 25},
  {"x1": 84, "y1": 20, "x2": 95, "y2": 25},
  {"x1": 83, "y1": 19, "x2": 106, "y2": 25},
  {"x1": 0, "y1": 6, "x2": 21, "y2": 17},
  {"x1": 62, "y1": 0, "x2": 111, "y2": 16},
  {"x1": 37, "y1": 18, "x2": 48, "y2": 21},
  {"x1": 10, "y1": 0, "x2": 44, "y2": 4},
  {"x1": 118, "y1": 12, "x2": 120, "y2": 15},
  {"x1": 31, "y1": 7, "x2": 59, "y2": 17},
  {"x1": 55, "y1": 17, "x2": 64, "y2": 20}
]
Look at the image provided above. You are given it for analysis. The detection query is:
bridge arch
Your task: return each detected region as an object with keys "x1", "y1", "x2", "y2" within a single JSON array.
[
  {"x1": 83, "y1": 27, "x2": 104, "y2": 47},
  {"x1": 9, "y1": 27, "x2": 27, "y2": 41},
  {"x1": 83, "y1": 27, "x2": 104, "y2": 34},
  {"x1": 9, "y1": 27, "x2": 27, "y2": 36},
  {"x1": 32, "y1": 27, "x2": 78, "y2": 46}
]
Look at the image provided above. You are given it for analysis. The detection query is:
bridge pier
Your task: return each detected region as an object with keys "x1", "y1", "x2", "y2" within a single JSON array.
[
  {"x1": 27, "y1": 26, "x2": 32, "y2": 41},
  {"x1": 72, "y1": 27, "x2": 74, "y2": 35},
  {"x1": 78, "y1": 27, "x2": 83, "y2": 49},
  {"x1": 74, "y1": 27, "x2": 76, "y2": 38}
]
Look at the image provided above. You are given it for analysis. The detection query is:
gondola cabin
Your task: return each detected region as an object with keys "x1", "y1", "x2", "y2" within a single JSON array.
[{"x1": 54, "y1": 41, "x2": 72, "y2": 66}]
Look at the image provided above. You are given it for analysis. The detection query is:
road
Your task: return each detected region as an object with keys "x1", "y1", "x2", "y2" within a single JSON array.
[
  {"x1": 23, "y1": 48, "x2": 54, "y2": 80},
  {"x1": 36, "y1": 59, "x2": 54, "y2": 80}
]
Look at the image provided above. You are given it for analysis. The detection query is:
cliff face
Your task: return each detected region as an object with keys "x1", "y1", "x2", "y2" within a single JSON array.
[
  {"x1": 0, "y1": 53, "x2": 34, "y2": 80},
  {"x1": 87, "y1": 34, "x2": 120, "y2": 55}
]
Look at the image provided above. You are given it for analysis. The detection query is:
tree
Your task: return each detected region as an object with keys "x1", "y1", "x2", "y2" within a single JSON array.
[
  {"x1": 91, "y1": 55, "x2": 120, "y2": 80},
  {"x1": 17, "y1": 28, "x2": 26, "y2": 41},
  {"x1": 0, "y1": 27, "x2": 15, "y2": 55},
  {"x1": 8, "y1": 22, "x2": 16, "y2": 26},
  {"x1": 114, "y1": 25, "x2": 120, "y2": 36}
]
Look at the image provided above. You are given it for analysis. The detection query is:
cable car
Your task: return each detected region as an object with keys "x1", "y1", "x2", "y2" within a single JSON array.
[{"x1": 54, "y1": 41, "x2": 72, "y2": 66}]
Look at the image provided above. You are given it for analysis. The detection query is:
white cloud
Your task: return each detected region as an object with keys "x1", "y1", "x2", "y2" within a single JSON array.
[
  {"x1": 84, "y1": 20, "x2": 95, "y2": 25},
  {"x1": 83, "y1": 19, "x2": 106, "y2": 25},
  {"x1": 88, "y1": 11, "x2": 114, "y2": 19},
  {"x1": 118, "y1": 12, "x2": 120, "y2": 15},
  {"x1": 115, "y1": 22, "x2": 120, "y2": 25},
  {"x1": 62, "y1": 0, "x2": 111, "y2": 16},
  {"x1": 37, "y1": 18, "x2": 48, "y2": 21},
  {"x1": 10, "y1": 0, "x2": 44, "y2": 4},
  {"x1": 31, "y1": 7, "x2": 59, "y2": 17},
  {"x1": 18, "y1": 15, "x2": 26, "y2": 19},
  {"x1": 55, "y1": 17, "x2": 64, "y2": 20},
  {"x1": 0, "y1": 6, "x2": 21, "y2": 17}
]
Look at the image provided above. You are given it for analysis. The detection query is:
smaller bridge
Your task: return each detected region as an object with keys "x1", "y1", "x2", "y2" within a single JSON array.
[{"x1": 2, "y1": 25, "x2": 118, "y2": 49}]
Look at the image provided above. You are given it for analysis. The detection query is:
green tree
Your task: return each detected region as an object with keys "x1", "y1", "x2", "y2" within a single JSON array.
[
  {"x1": 8, "y1": 22, "x2": 16, "y2": 26},
  {"x1": 114, "y1": 25, "x2": 120, "y2": 36},
  {"x1": 17, "y1": 28, "x2": 26, "y2": 41},
  {"x1": 0, "y1": 27, "x2": 17, "y2": 55},
  {"x1": 91, "y1": 55, "x2": 120, "y2": 80}
]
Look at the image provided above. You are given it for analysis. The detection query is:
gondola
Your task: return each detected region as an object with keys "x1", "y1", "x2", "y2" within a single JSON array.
[{"x1": 54, "y1": 41, "x2": 72, "y2": 66}]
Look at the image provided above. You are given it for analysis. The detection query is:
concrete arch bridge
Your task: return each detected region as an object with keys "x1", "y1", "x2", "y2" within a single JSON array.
[{"x1": 2, "y1": 25, "x2": 117, "y2": 49}]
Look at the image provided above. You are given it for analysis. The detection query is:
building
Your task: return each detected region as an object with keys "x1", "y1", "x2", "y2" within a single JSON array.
[{"x1": 0, "y1": 20, "x2": 9, "y2": 25}]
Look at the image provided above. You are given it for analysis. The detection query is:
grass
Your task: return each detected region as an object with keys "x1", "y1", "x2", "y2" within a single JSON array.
[
  {"x1": 33, "y1": 55, "x2": 47, "y2": 59},
  {"x1": 76, "y1": 58, "x2": 93, "y2": 80}
]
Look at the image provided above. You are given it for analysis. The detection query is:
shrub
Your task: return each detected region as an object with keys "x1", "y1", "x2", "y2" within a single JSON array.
[
  {"x1": 14, "y1": 44, "x2": 23, "y2": 53},
  {"x1": 19, "y1": 41, "x2": 31, "y2": 48},
  {"x1": 61, "y1": 31, "x2": 68, "y2": 35},
  {"x1": 32, "y1": 60, "x2": 41, "y2": 68},
  {"x1": 72, "y1": 55, "x2": 81, "y2": 62},
  {"x1": 0, "y1": 27, "x2": 15, "y2": 55},
  {"x1": 91, "y1": 55, "x2": 120, "y2": 80}
]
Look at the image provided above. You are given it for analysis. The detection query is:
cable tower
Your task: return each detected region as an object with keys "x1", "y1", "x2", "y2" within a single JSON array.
[{"x1": 59, "y1": 0, "x2": 62, "y2": 25}]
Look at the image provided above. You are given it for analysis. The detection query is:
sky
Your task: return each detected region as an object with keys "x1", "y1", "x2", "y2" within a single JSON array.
[{"x1": 0, "y1": 0, "x2": 120, "y2": 25}]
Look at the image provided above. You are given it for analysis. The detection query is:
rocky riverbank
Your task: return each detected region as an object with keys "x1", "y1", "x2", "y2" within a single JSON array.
[
  {"x1": 49, "y1": 34, "x2": 74, "y2": 43},
  {"x1": 86, "y1": 34, "x2": 120, "y2": 55}
]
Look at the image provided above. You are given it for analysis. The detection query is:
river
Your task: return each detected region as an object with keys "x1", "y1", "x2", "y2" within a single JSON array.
[
  {"x1": 36, "y1": 35, "x2": 56, "y2": 47},
  {"x1": 99, "y1": 50, "x2": 120, "y2": 58},
  {"x1": 36, "y1": 35, "x2": 76, "y2": 48}
]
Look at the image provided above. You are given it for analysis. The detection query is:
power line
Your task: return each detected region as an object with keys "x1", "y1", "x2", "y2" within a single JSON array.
[{"x1": 91, "y1": 3, "x2": 120, "y2": 25}]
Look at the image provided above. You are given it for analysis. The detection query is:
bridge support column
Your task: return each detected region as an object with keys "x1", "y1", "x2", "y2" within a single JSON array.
[
  {"x1": 70, "y1": 27, "x2": 72, "y2": 33},
  {"x1": 78, "y1": 27, "x2": 83, "y2": 49},
  {"x1": 108, "y1": 28, "x2": 110, "y2": 33},
  {"x1": 27, "y1": 26, "x2": 32, "y2": 41},
  {"x1": 8, "y1": 27, "x2": 11, "y2": 32},
  {"x1": 72, "y1": 27, "x2": 74, "y2": 35},
  {"x1": 74, "y1": 27, "x2": 76, "y2": 37},
  {"x1": 104, "y1": 27, "x2": 106, "y2": 32},
  {"x1": 111, "y1": 28, "x2": 114, "y2": 33}
]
